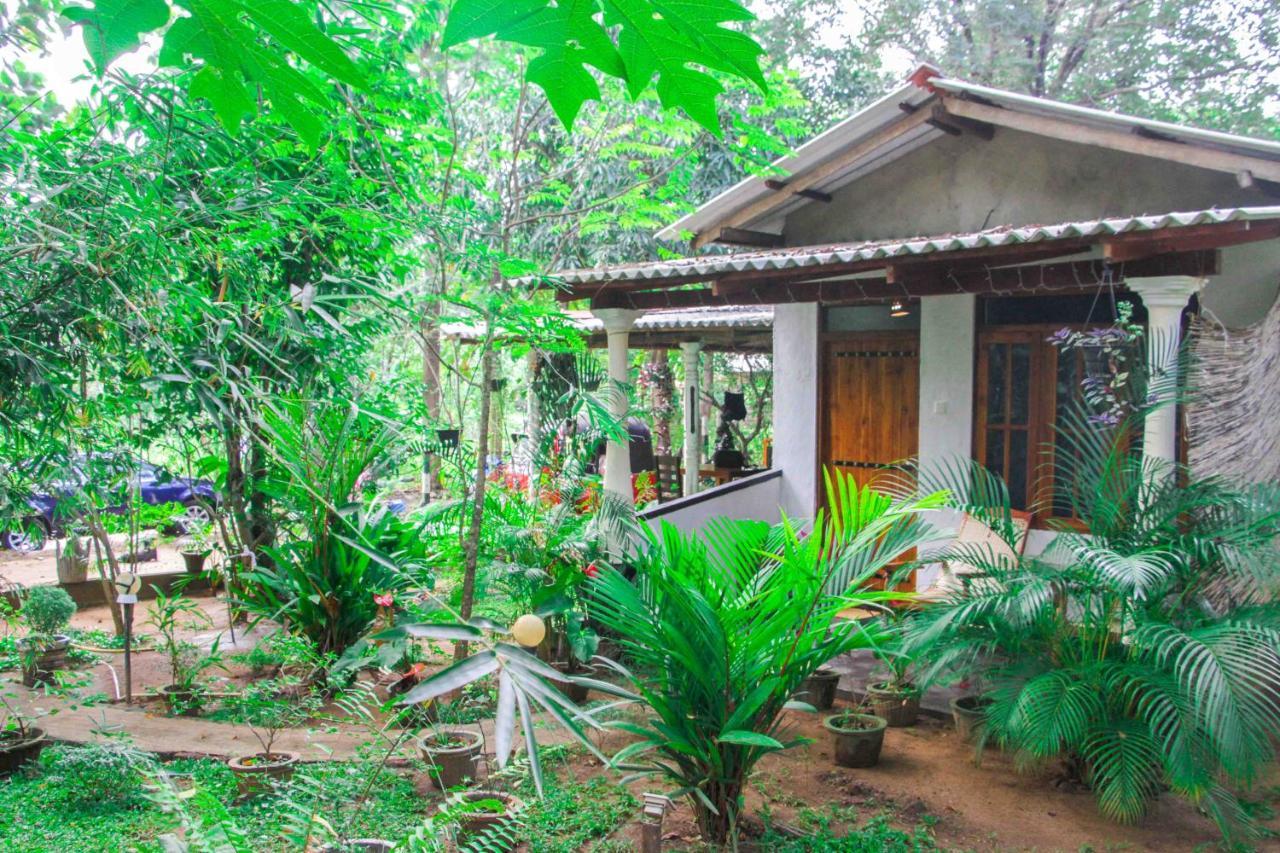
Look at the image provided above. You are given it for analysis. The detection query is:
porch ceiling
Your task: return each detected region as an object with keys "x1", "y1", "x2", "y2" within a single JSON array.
[{"x1": 535, "y1": 207, "x2": 1280, "y2": 310}]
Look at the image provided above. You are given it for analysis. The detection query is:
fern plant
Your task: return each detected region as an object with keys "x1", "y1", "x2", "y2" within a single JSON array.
[{"x1": 904, "y1": 334, "x2": 1280, "y2": 842}]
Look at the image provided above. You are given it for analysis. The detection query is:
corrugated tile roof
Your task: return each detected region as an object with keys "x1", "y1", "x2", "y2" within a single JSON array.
[{"x1": 545, "y1": 207, "x2": 1280, "y2": 287}]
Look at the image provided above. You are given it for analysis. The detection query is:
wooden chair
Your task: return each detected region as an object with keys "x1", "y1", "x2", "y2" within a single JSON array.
[{"x1": 654, "y1": 455, "x2": 681, "y2": 502}]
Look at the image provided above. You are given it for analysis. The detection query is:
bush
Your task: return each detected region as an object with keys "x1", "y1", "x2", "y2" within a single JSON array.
[
  {"x1": 22, "y1": 587, "x2": 76, "y2": 637},
  {"x1": 37, "y1": 743, "x2": 157, "y2": 807}
]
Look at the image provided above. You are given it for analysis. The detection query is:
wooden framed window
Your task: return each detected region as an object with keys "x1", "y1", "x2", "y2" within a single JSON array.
[{"x1": 974, "y1": 326, "x2": 1088, "y2": 516}]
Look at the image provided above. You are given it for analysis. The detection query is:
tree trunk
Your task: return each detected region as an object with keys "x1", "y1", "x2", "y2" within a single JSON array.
[
  {"x1": 692, "y1": 778, "x2": 743, "y2": 845},
  {"x1": 455, "y1": 341, "x2": 495, "y2": 662},
  {"x1": 420, "y1": 307, "x2": 442, "y2": 502},
  {"x1": 649, "y1": 349, "x2": 673, "y2": 455}
]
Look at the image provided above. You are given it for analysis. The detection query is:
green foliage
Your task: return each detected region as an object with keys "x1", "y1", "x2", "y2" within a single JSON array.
[
  {"x1": 225, "y1": 675, "x2": 324, "y2": 756},
  {"x1": 21, "y1": 586, "x2": 76, "y2": 637},
  {"x1": 588, "y1": 474, "x2": 944, "y2": 844},
  {"x1": 761, "y1": 811, "x2": 939, "y2": 852},
  {"x1": 36, "y1": 741, "x2": 158, "y2": 808},
  {"x1": 905, "y1": 350, "x2": 1280, "y2": 843}
]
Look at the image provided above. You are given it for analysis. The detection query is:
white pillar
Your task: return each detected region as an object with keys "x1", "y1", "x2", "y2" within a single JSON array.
[
  {"x1": 593, "y1": 308, "x2": 642, "y2": 505},
  {"x1": 772, "y1": 303, "x2": 821, "y2": 517},
  {"x1": 680, "y1": 341, "x2": 703, "y2": 496},
  {"x1": 917, "y1": 294, "x2": 976, "y2": 485},
  {"x1": 1126, "y1": 275, "x2": 1206, "y2": 467}
]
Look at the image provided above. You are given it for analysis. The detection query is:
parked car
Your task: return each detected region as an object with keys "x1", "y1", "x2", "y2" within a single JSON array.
[{"x1": 0, "y1": 454, "x2": 219, "y2": 551}]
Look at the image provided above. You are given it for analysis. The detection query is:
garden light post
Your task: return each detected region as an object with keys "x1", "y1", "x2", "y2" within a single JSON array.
[
  {"x1": 1125, "y1": 275, "x2": 1207, "y2": 470},
  {"x1": 113, "y1": 571, "x2": 141, "y2": 705},
  {"x1": 640, "y1": 792, "x2": 672, "y2": 853},
  {"x1": 681, "y1": 341, "x2": 702, "y2": 497},
  {"x1": 592, "y1": 308, "x2": 642, "y2": 506}
]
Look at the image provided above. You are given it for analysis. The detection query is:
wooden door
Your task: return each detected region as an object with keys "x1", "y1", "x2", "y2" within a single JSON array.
[
  {"x1": 821, "y1": 331, "x2": 920, "y2": 489},
  {"x1": 820, "y1": 331, "x2": 920, "y2": 592}
]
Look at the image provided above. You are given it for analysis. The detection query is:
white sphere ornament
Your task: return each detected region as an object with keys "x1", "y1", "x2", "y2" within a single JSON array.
[{"x1": 511, "y1": 614, "x2": 547, "y2": 648}]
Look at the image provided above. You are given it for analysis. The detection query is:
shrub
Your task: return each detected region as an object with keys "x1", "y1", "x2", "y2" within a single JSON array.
[
  {"x1": 22, "y1": 586, "x2": 76, "y2": 637},
  {"x1": 589, "y1": 473, "x2": 944, "y2": 845},
  {"x1": 37, "y1": 743, "x2": 157, "y2": 807}
]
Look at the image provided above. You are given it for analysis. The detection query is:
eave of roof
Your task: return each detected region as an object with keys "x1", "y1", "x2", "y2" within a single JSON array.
[{"x1": 550, "y1": 207, "x2": 1280, "y2": 289}]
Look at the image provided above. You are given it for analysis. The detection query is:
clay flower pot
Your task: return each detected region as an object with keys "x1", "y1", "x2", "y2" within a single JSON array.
[
  {"x1": 19, "y1": 635, "x2": 71, "y2": 687},
  {"x1": 865, "y1": 681, "x2": 921, "y2": 727},
  {"x1": 0, "y1": 727, "x2": 46, "y2": 775},
  {"x1": 418, "y1": 728, "x2": 483, "y2": 790},
  {"x1": 181, "y1": 550, "x2": 211, "y2": 574},
  {"x1": 950, "y1": 695, "x2": 993, "y2": 742},
  {"x1": 442, "y1": 790, "x2": 524, "y2": 850},
  {"x1": 797, "y1": 667, "x2": 840, "y2": 710},
  {"x1": 553, "y1": 662, "x2": 591, "y2": 704},
  {"x1": 227, "y1": 751, "x2": 300, "y2": 797},
  {"x1": 159, "y1": 684, "x2": 204, "y2": 717},
  {"x1": 823, "y1": 712, "x2": 887, "y2": 768}
]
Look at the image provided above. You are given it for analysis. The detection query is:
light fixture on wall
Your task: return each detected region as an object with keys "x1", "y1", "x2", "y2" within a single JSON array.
[{"x1": 890, "y1": 299, "x2": 910, "y2": 318}]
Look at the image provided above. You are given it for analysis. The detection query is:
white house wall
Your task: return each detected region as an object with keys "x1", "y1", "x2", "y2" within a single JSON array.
[
  {"x1": 917, "y1": 294, "x2": 976, "y2": 483},
  {"x1": 772, "y1": 302, "x2": 820, "y2": 515}
]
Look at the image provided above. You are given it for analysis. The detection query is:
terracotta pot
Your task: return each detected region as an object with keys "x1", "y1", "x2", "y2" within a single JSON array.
[
  {"x1": 442, "y1": 791, "x2": 524, "y2": 850},
  {"x1": 418, "y1": 728, "x2": 483, "y2": 790},
  {"x1": 159, "y1": 684, "x2": 204, "y2": 717},
  {"x1": 181, "y1": 550, "x2": 210, "y2": 574},
  {"x1": 950, "y1": 695, "x2": 992, "y2": 742},
  {"x1": 19, "y1": 635, "x2": 70, "y2": 687},
  {"x1": 0, "y1": 727, "x2": 46, "y2": 775},
  {"x1": 227, "y1": 751, "x2": 299, "y2": 797},
  {"x1": 797, "y1": 667, "x2": 840, "y2": 710},
  {"x1": 823, "y1": 713, "x2": 887, "y2": 768},
  {"x1": 865, "y1": 681, "x2": 921, "y2": 727}
]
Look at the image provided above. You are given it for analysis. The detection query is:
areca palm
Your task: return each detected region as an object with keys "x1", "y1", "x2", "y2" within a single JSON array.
[
  {"x1": 589, "y1": 475, "x2": 944, "y2": 844},
  {"x1": 904, "y1": 340, "x2": 1280, "y2": 842}
]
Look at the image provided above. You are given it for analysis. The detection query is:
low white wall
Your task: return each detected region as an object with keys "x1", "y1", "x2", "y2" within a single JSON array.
[
  {"x1": 772, "y1": 302, "x2": 820, "y2": 516},
  {"x1": 639, "y1": 470, "x2": 783, "y2": 536}
]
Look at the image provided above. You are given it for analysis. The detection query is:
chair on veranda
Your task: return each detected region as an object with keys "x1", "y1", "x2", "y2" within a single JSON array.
[
  {"x1": 655, "y1": 454, "x2": 682, "y2": 502},
  {"x1": 916, "y1": 509, "x2": 1033, "y2": 602}
]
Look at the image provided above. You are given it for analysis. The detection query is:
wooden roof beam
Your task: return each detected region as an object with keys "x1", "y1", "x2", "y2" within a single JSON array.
[
  {"x1": 1102, "y1": 221, "x2": 1280, "y2": 262},
  {"x1": 763, "y1": 179, "x2": 832, "y2": 203},
  {"x1": 717, "y1": 227, "x2": 785, "y2": 248},
  {"x1": 941, "y1": 94, "x2": 1280, "y2": 182}
]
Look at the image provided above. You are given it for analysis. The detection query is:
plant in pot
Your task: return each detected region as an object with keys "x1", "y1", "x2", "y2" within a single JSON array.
[
  {"x1": 18, "y1": 586, "x2": 76, "y2": 687},
  {"x1": 55, "y1": 527, "x2": 92, "y2": 584},
  {"x1": 224, "y1": 675, "x2": 320, "y2": 797},
  {"x1": 178, "y1": 519, "x2": 214, "y2": 575},
  {"x1": 795, "y1": 666, "x2": 840, "y2": 711},
  {"x1": 823, "y1": 709, "x2": 888, "y2": 768},
  {"x1": 864, "y1": 611, "x2": 922, "y2": 727},
  {"x1": 417, "y1": 711, "x2": 485, "y2": 791},
  {"x1": 148, "y1": 588, "x2": 224, "y2": 716},
  {"x1": 439, "y1": 790, "x2": 525, "y2": 849},
  {"x1": 0, "y1": 686, "x2": 47, "y2": 774}
]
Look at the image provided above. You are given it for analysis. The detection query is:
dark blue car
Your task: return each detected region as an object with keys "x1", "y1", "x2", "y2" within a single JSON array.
[{"x1": 1, "y1": 455, "x2": 219, "y2": 552}]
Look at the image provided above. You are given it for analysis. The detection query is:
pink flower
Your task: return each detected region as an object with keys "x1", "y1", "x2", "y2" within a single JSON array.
[
  {"x1": 583, "y1": 563, "x2": 600, "y2": 579},
  {"x1": 374, "y1": 592, "x2": 394, "y2": 608}
]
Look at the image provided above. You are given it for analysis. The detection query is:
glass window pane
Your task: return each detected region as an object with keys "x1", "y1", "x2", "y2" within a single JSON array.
[
  {"x1": 985, "y1": 429, "x2": 1005, "y2": 478},
  {"x1": 987, "y1": 344, "x2": 1006, "y2": 425},
  {"x1": 1011, "y1": 344, "x2": 1031, "y2": 425},
  {"x1": 1009, "y1": 429, "x2": 1028, "y2": 510}
]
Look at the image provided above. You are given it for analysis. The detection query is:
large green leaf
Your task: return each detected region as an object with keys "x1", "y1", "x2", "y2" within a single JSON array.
[
  {"x1": 63, "y1": 0, "x2": 171, "y2": 72},
  {"x1": 442, "y1": 0, "x2": 764, "y2": 132}
]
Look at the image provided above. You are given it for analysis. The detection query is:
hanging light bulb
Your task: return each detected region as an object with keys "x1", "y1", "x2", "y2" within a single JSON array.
[
  {"x1": 890, "y1": 300, "x2": 910, "y2": 318},
  {"x1": 511, "y1": 614, "x2": 547, "y2": 648}
]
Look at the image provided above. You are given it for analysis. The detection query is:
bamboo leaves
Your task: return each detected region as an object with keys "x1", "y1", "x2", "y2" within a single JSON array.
[{"x1": 62, "y1": 0, "x2": 170, "y2": 71}]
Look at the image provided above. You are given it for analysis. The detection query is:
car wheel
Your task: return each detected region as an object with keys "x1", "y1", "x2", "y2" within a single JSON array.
[
  {"x1": 181, "y1": 503, "x2": 213, "y2": 529},
  {"x1": 3, "y1": 520, "x2": 48, "y2": 553}
]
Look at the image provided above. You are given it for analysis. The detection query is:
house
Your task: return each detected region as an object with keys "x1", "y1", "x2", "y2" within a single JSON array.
[{"x1": 540, "y1": 65, "x2": 1280, "y2": 573}]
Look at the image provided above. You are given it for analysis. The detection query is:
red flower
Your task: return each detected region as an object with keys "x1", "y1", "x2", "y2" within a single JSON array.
[
  {"x1": 583, "y1": 562, "x2": 600, "y2": 579},
  {"x1": 374, "y1": 592, "x2": 394, "y2": 608}
]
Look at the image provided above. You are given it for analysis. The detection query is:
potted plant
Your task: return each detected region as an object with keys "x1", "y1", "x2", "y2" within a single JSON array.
[
  {"x1": 55, "y1": 528, "x2": 91, "y2": 584},
  {"x1": 18, "y1": 586, "x2": 76, "y2": 687},
  {"x1": 178, "y1": 519, "x2": 214, "y2": 575},
  {"x1": 865, "y1": 621, "x2": 921, "y2": 727},
  {"x1": 147, "y1": 589, "x2": 224, "y2": 715},
  {"x1": 553, "y1": 611, "x2": 597, "y2": 704},
  {"x1": 0, "y1": 688, "x2": 46, "y2": 774},
  {"x1": 796, "y1": 666, "x2": 840, "y2": 710},
  {"x1": 823, "y1": 710, "x2": 888, "y2": 768},
  {"x1": 950, "y1": 694, "x2": 993, "y2": 742},
  {"x1": 439, "y1": 790, "x2": 524, "y2": 848},
  {"x1": 224, "y1": 676, "x2": 318, "y2": 797},
  {"x1": 418, "y1": 725, "x2": 484, "y2": 791}
]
